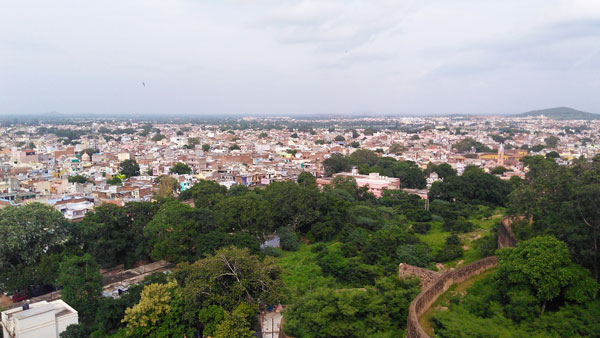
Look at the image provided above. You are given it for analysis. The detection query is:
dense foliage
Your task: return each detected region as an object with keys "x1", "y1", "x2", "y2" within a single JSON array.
[
  {"x1": 508, "y1": 155, "x2": 600, "y2": 280},
  {"x1": 429, "y1": 166, "x2": 513, "y2": 207},
  {"x1": 68, "y1": 175, "x2": 89, "y2": 183},
  {"x1": 119, "y1": 159, "x2": 140, "y2": 178},
  {"x1": 0, "y1": 203, "x2": 70, "y2": 293},
  {"x1": 170, "y1": 162, "x2": 191, "y2": 175},
  {"x1": 4, "y1": 153, "x2": 600, "y2": 337},
  {"x1": 452, "y1": 138, "x2": 492, "y2": 153},
  {"x1": 322, "y1": 149, "x2": 427, "y2": 188},
  {"x1": 284, "y1": 276, "x2": 420, "y2": 338},
  {"x1": 432, "y1": 236, "x2": 599, "y2": 338}
]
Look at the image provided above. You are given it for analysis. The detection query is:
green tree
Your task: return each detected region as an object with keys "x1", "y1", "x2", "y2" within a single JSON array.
[
  {"x1": 122, "y1": 281, "x2": 177, "y2": 336},
  {"x1": 490, "y1": 166, "x2": 508, "y2": 175},
  {"x1": 151, "y1": 134, "x2": 166, "y2": 142},
  {"x1": 229, "y1": 144, "x2": 241, "y2": 151},
  {"x1": 508, "y1": 155, "x2": 600, "y2": 278},
  {"x1": 435, "y1": 234, "x2": 463, "y2": 262},
  {"x1": 170, "y1": 162, "x2": 191, "y2": 175},
  {"x1": 81, "y1": 148, "x2": 96, "y2": 158},
  {"x1": 202, "y1": 143, "x2": 211, "y2": 152},
  {"x1": 144, "y1": 200, "x2": 215, "y2": 262},
  {"x1": 489, "y1": 134, "x2": 510, "y2": 143},
  {"x1": 214, "y1": 193, "x2": 274, "y2": 239},
  {"x1": 452, "y1": 138, "x2": 492, "y2": 153},
  {"x1": 155, "y1": 175, "x2": 179, "y2": 198},
  {"x1": 263, "y1": 181, "x2": 324, "y2": 233},
  {"x1": 322, "y1": 153, "x2": 352, "y2": 176},
  {"x1": 334, "y1": 135, "x2": 345, "y2": 142},
  {"x1": 284, "y1": 277, "x2": 420, "y2": 338},
  {"x1": 349, "y1": 149, "x2": 379, "y2": 167},
  {"x1": 575, "y1": 184, "x2": 600, "y2": 280},
  {"x1": 297, "y1": 172, "x2": 317, "y2": 186},
  {"x1": 75, "y1": 204, "x2": 130, "y2": 268},
  {"x1": 0, "y1": 203, "x2": 69, "y2": 293},
  {"x1": 186, "y1": 137, "x2": 200, "y2": 149},
  {"x1": 497, "y1": 236, "x2": 598, "y2": 313},
  {"x1": 277, "y1": 226, "x2": 300, "y2": 251},
  {"x1": 179, "y1": 179, "x2": 227, "y2": 208},
  {"x1": 174, "y1": 247, "x2": 283, "y2": 313},
  {"x1": 58, "y1": 254, "x2": 103, "y2": 325},
  {"x1": 214, "y1": 303, "x2": 256, "y2": 338},
  {"x1": 198, "y1": 305, "x2": 226, "y2": 337},
  {"x1": 68, "y1": 175, "x2": 89, "y2": 183},
  {"x1": 119, "y1": 159, "x2": 140, "y2": 178},
  {"x1": 107, "y1": 176, "x2": 122, "y2": 185},
  {"x1": 426, "y1": 163, "x2": 457, "y2": 179},
  {"x1": 545, "y1": 136, "x2": 560, "y2": 148},
  {"x1": 429, "y1": 166, "x2": 512, "y2": 206},
  {"x1": 389, "y1": 143, "x2": 405, "y2": 154},
  {"x1": 392, "y1": 161, "x2": 426, "y2": 189},
  {"x1": 91, "y1": 273, "x2": 167, "y2": 336},
  {"x1": 59, "y1": 324, "x2": 88, "y2": 338}
]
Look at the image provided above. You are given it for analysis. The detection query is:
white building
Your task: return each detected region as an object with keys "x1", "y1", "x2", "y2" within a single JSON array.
[
  {"x1": 55, "y1": 200, "x2": 95, "y2": 221},
  {"x1": 1, "y1": 300, "x2": 78, "y2": 338}
]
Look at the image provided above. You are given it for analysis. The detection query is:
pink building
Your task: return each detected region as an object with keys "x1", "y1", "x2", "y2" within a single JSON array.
[{"x1": 318, "y1": 168, "x2": 400, "y2": 197}]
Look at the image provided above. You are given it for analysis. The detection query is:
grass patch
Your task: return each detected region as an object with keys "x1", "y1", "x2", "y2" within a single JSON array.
[
  {"x1": 418, "y1": 207, "x2": 504, "y2": 269},
  {"x1": 277, "y1": 242, "x2": 340, "y2": 303},
  {"x1": 418, "y1": 268, "x2": 498, "y2": 336},
  {"x1": 416, "y1": 221, "x2": 447, "y2": 253}
]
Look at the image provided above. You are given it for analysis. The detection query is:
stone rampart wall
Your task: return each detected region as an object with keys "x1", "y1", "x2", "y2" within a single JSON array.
[
  {"x1": 497, "y1": 216, "x2": 519, "y2": 249},
  {"x1": 399, "y1": 263, "x2": 442, "y2": 289},
  {"x1": 405, "y1": 256, "x2": 499, "y2": 338}
]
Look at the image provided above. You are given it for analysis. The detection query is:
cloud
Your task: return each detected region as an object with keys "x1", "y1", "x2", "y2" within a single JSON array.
[
  {"x1": 1, "y1": 0, "x2": 600, "y2": 115},
  {"x1": 253, "y1": 0, "x2": 416, "y2": 53}
]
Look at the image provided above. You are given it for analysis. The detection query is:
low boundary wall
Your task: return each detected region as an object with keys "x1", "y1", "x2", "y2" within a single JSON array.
[{"x1": 405, "y1": 256, "x2": 498, "y2": 338}]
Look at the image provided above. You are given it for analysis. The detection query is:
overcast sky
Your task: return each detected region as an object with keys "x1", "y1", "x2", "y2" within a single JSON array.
[{"x1": 1, "y1": 0, "x2": 600, "y2": 116}]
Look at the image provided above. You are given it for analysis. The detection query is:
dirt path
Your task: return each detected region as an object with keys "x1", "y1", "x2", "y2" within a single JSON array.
[{"x1": 0, "y1": 295, "x2": 12, "y2": 308}]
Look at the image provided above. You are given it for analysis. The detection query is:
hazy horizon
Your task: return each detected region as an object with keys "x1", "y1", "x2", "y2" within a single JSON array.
[{"x1": 2, "y1": 1, "x2": 600, "y2": 116}]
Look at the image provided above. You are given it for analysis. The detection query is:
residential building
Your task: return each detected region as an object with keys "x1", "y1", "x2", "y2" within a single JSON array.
[{"x1": 1, "y1": 300, "x2": 78, "y2": 338}]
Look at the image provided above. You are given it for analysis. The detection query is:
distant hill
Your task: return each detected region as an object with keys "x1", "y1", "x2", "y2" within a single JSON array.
[{"x1": 514, "y1": 107, "x2": 599, "y2": 120}]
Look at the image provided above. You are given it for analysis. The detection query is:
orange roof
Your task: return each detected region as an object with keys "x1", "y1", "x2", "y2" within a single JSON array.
[{"x1": 102, "y1": 200, "x2": 123, "y2": 207}]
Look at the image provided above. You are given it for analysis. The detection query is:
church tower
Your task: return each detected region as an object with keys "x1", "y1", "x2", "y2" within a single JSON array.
[{"x1": 498, "y1": 143, "x2": 505, "y2": 166}]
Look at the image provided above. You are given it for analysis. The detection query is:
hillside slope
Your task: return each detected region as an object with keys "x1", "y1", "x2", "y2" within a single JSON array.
[{"x1": 514, "y1": 107, "x2": 599, "y2": 120}]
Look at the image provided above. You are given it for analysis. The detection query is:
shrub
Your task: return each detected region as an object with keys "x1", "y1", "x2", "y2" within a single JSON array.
[
  {"x1": 277, "y1": 226, "x2": 300, "y2": 251},
  {"x1": 413, "y1": 222, "x2": 431, "y2": 235},
  {"x1": 262, "y1": 247, "x2": 282, "y2": 257}
]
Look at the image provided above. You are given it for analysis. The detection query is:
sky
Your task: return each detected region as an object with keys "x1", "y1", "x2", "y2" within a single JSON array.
[{"x1": 1, "y1": 0, "x2": 600, "y2": 116}]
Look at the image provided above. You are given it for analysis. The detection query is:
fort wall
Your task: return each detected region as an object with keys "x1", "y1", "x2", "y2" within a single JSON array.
[
  {"x1": 405, "y1": 256, "x2": 498, "y2": 338},
  {"x1": 406, "y1": 216, "x2": 519, "y2": 337}
]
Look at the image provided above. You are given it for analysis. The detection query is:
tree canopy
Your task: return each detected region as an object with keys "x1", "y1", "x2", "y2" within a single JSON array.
[
  {"x1": 497, "y1": 236, "x2": 598, "y2": 312},
  {"x1": 170, "y1": 162, "x2": 191, "y2": 175},
  {"x1": 119, "y1": 159, "x2": 140, "y2": 178},
  {"x1": 58, "y1": 254, "x2": 103, "y2": 325},
  {"x1": 0, "y1": 203, "x2": 70, "y2": 293}
]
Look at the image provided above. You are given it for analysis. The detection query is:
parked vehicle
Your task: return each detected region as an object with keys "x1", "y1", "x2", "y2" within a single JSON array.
[
  {"x1": 30, "y1": 285, "x2": 54, "y2": 297},
  {"x1": 11, "y1": 293, "x2": 28, "y2": 303}
]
